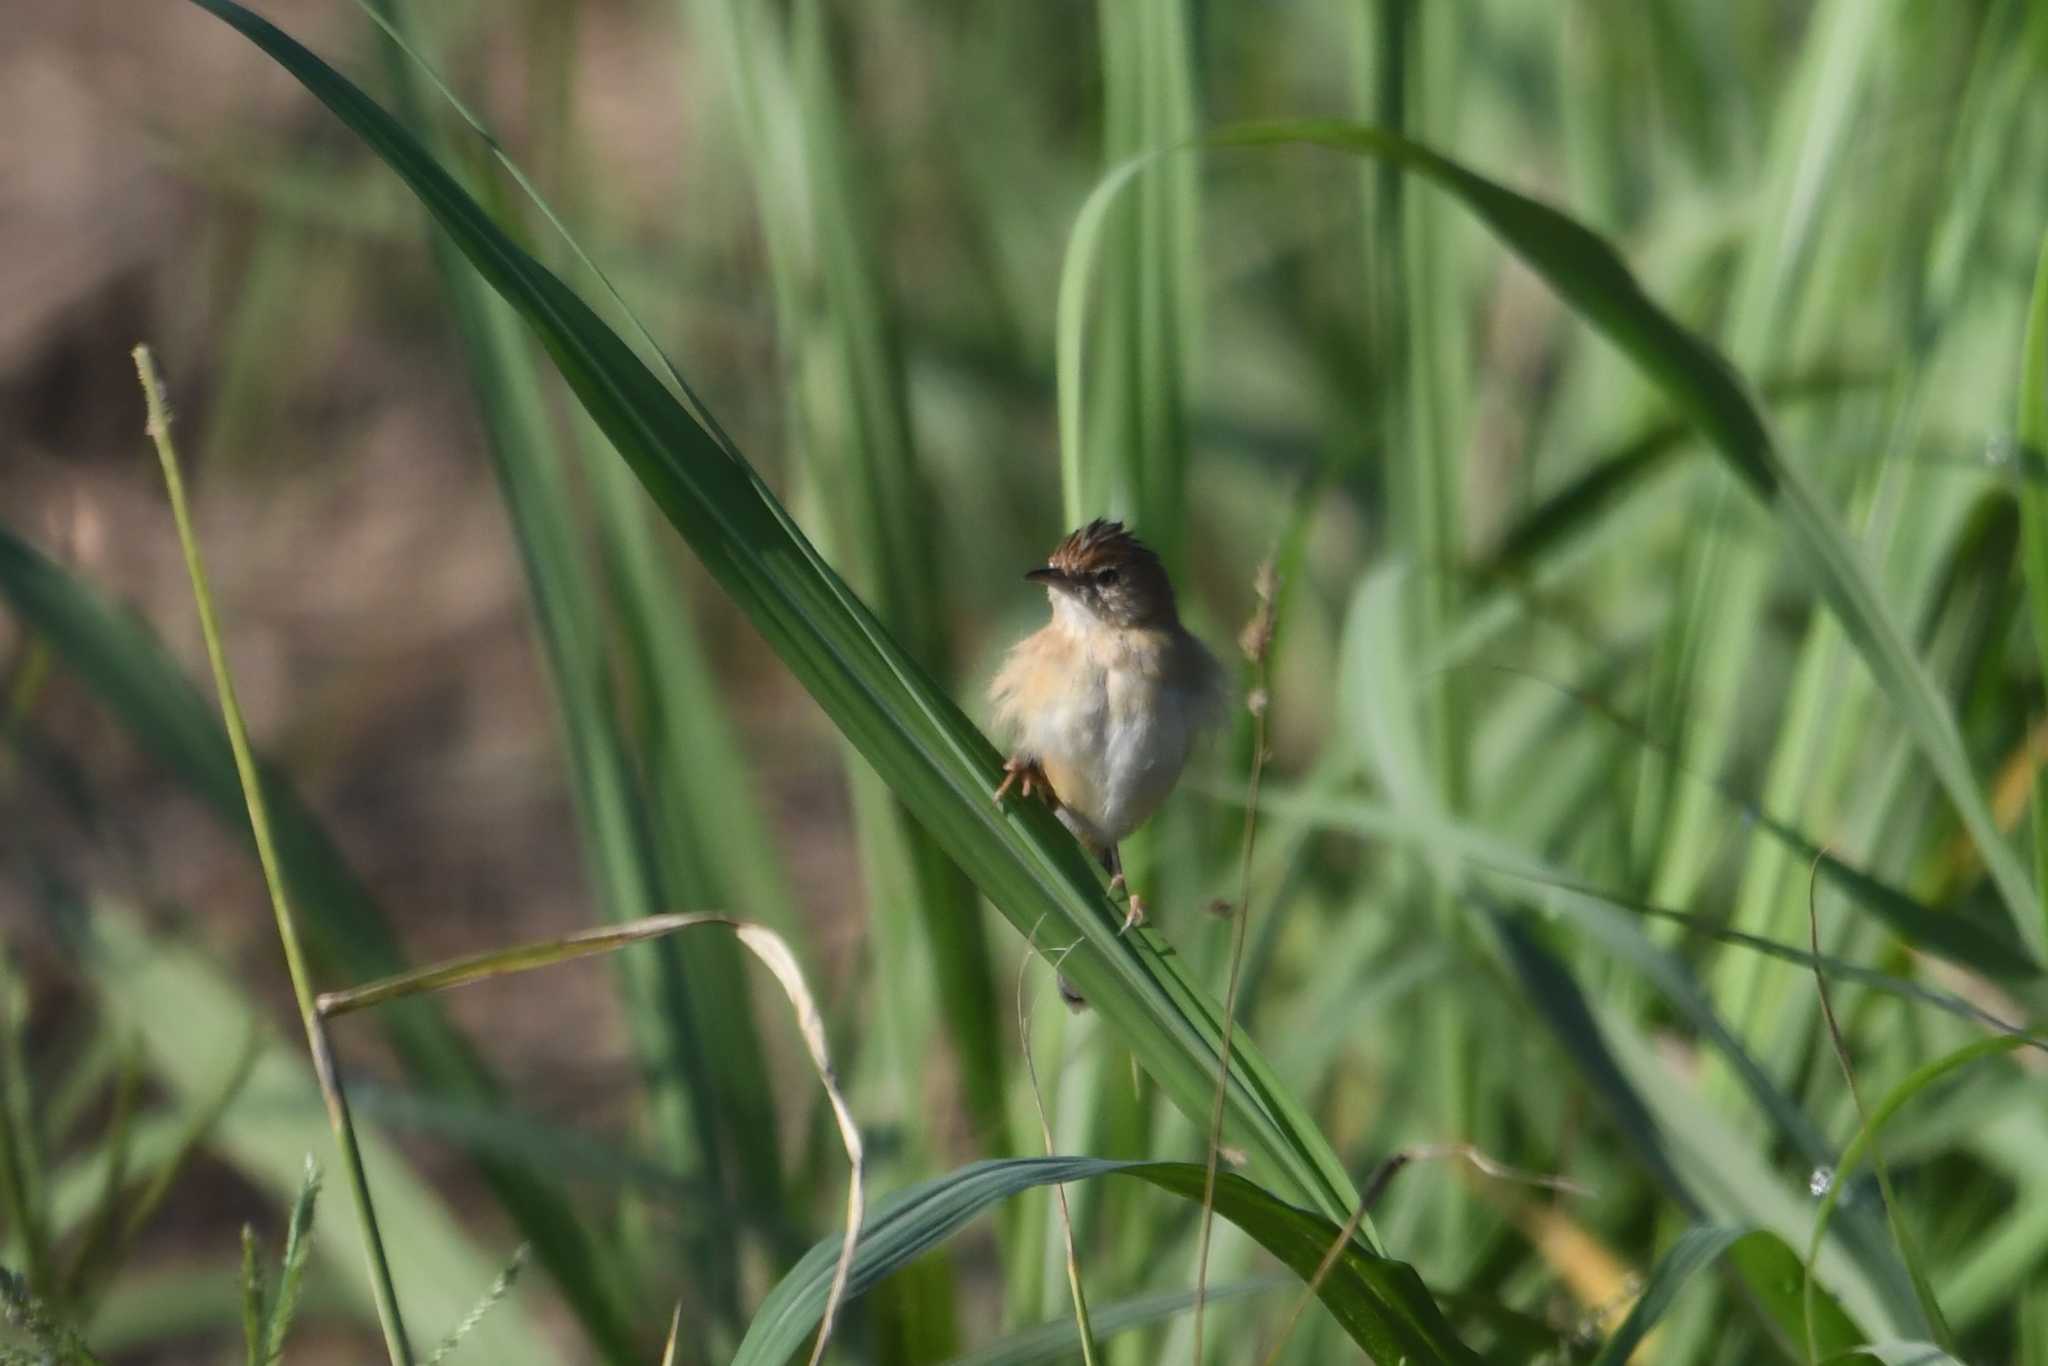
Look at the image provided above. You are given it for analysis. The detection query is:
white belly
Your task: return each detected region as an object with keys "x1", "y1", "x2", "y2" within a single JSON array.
[{"x1": 1025, "y1": 664, "x2": 1198, "y2": 848}]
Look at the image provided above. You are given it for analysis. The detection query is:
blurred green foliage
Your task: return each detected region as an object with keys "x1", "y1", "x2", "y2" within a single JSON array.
[{"x1": 3, "y1": 0, "x2": 2048, "y2": 1362}]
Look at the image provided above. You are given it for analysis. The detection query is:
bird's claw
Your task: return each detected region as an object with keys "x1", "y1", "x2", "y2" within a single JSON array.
[
  {"x1": 993, "y1": 756, "x2": 1059, "y2": 810},
  {"x1": 1118, "y1": 894, "x2": 1147, "y2": 935}
]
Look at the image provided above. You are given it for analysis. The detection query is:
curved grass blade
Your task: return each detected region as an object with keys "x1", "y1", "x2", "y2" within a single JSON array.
[
  {"x1": 732, "y1": 1157, "x2": 1479, "y2": 1366},
  {"x1": 1058, "y1": 117, "x2": 2042, "y2": 961},
  {"x1": 177, "y1": 0, "x2": 1357, "y2": 1227}
]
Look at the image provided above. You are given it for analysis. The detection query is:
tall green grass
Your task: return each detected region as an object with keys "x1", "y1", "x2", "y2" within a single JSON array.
[{"x1": 3, "y1": 1, "x2": 2048, "y2": 1363}]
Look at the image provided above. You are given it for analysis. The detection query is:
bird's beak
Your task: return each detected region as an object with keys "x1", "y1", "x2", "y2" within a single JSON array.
[{"x1": 1025, "y1": 565, "x2": 1070, "y2": 588}]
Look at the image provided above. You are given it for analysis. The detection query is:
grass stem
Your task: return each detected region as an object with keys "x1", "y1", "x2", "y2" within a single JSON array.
[
  {"x1": 1192, "y1": 562, "x2": 1278, "y2": 1362},
  {"x1": 133, "y1": 343, "x2": 415, "y2": 1366}
]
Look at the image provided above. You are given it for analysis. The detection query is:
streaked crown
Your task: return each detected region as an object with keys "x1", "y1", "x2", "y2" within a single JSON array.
[
  {"x1": 1032, "y1": 519, "x2": 1178, "y2": 627},
  {"x1": 1047, "y1": 519, "x2": 1160, "y2": 577}
]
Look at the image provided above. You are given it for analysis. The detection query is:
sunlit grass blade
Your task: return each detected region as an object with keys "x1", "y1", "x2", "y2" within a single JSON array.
[
  {"x1": 178, "y1": 0, "x2": 1360, "y2": 1233},
  {"x1": 733, "y1": 1157, "x2": 1481, "y2": 1366}
]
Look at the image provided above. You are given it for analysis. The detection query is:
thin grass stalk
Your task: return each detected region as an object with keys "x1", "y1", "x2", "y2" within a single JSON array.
[
  {"x1": 132, "y1": 345, "x2": 413, "y2": 1366},
  {"x1": 1191, "y1": 564, "x2": 1275, "y2": 1362},
  {"x1": 1804, "y1": 859, "x2": 1954, "y2": 1352},
  {"x1": 1015, "y1": 950, "x2": 1101, "y2": 1366}
]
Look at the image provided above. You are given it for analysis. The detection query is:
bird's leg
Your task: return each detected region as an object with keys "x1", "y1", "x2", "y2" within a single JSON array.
[
  {"x1": 1102, "y1": 844, "x2": 1146, "y2": 934},
  {"x1": 993, "y1": 755, "x2": 1059, "y2": 809}
]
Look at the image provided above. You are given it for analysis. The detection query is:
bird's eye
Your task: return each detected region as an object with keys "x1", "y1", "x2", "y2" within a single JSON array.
[{"x1": 1096, "y1": 568, "x2": 1121, "y2": 587}]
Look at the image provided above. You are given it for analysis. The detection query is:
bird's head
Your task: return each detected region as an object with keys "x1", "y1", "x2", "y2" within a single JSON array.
[{"x1": 1026, "y1": 519, "x2": 1178, "y2": 629}]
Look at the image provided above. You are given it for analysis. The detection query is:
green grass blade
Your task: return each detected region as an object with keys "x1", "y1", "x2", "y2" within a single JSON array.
[
  {"x1": 178, "y1": 0, "x2": 1358, "y2": 1227},
  {"x1": 732, "y1": 1157, "x2": 1479, "y2": 1366}
]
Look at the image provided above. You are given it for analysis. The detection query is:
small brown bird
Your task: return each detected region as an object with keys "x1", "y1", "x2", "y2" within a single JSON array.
[{"x1": 990, "y1": 519, "x2": 1225, "y2": 932}]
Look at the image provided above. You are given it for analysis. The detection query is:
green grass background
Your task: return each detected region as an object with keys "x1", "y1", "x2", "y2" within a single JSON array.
[{"x1": 2, "y1": 0, "x2": 2047, "y2": 1362}]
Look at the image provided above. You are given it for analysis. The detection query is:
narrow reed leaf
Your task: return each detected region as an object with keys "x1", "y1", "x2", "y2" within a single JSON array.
[
  {"x1": 317, "y1": 914, "x2": 757, "y2": 1018},
  {"x1": 0, "y1": 956, "x2": 50, "y2": 1295}
]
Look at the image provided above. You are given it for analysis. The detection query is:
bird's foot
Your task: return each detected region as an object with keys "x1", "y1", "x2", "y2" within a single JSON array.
[
  {"x1": 1118, "y1": 894, "x2": 1148, "y2": 935},
  {"x1": 993, "y1": 755, "x2": 1059, "y2": 809}
]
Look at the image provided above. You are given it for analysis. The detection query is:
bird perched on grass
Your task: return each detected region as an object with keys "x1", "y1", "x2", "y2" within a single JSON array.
[{"x1": 990, "y1": 519, "x2": 1225, "y2": 933}]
